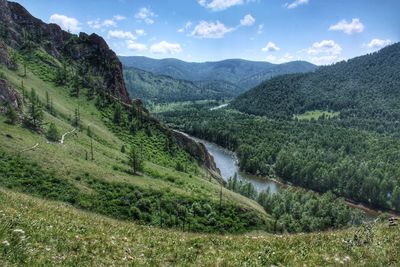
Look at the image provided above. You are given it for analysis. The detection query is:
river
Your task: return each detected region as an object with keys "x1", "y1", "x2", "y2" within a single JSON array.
[
  {"x1": 188, "y1": 135, "x2": 281, "y2": 193},
  {"x1": 186, "y1": 134, "x2": 383, "y2": 218}
]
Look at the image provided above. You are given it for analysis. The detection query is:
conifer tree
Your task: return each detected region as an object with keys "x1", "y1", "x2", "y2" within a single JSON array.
[
  {"x1": 128, "y1": 146, "x2": 144, "y2": 174},
  {"x1": 5, "y1": 102, "x2": 18, "y2": 125},
  {"x1": 26, "y1": 88, "x2": 43, "y2": 130},
  {"x1": 46, "y1": 122, "x2": 60, "y2": 142}
]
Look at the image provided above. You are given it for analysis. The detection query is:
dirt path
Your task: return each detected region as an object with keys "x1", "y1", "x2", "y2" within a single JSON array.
[
  {"x1": 19, "y1": 143, "x2": 39, "y2": 153},
  {"x1": 60, "y1": 128, "x2": 76, "y2": 144}
]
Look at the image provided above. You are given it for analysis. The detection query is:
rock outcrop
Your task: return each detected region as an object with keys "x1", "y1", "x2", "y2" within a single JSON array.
[
  {"x1": 0, "y1": 78, "x2": 22, "y2": 111},
  {"x1": 172, "y1": 130, "x2": 224, "y2": 184},
  {"x1": 0, "y1": 0, "x2": 130, "y2": 104}
]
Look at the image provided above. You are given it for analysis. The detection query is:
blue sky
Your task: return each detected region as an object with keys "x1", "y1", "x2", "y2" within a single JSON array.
[{"x1": 12, "y1": 0, "x2": 400, "y2": 64}]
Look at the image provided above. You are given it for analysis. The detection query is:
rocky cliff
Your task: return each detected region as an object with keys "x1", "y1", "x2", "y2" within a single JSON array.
[{"x1": 0, "y1": 0, "x2": 130, "y2": 103}]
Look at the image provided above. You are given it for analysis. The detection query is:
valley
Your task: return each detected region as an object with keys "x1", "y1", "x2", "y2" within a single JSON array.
[{"x1": 0, "y1": 0, "x2": 399, "y2": 266}]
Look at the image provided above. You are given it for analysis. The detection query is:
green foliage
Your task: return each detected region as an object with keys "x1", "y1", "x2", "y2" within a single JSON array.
[
  {"x1": 0, "y1": 190, "x2": 399, "y2": 266},
  {"x1": 232, "y1": 42, "x2": 400, "y2": 124},
  {"x1": 25, "y1": 88, "x2": 43, "y2": 130},
  {"x1": 0, "y1": 151, "x2": 267, "y2": 233},
  {"x1": 227, "y1": 173, "x2": 361, "y2": 233},
  {"x1": 123, "y1": 67, "x2": 234, "y2": 103},
  {"x1": 46, "y1": 123, "x2": 59, "y2": 142},
  {"x1": 159, "y1": 107, "x2": 400, "y2": 212},
  {"x1": 294, "y1": 110, "x2": 340, "y2": 121},
  {"x1": 128, "y1": 146, "x2": 144, "y2": 174},
  {"x1": 113, "y1": 103, "x2": 122, "y2": 124},
  {"x1": 5, "y1": 103, "x2": 18, "y2": 125}
]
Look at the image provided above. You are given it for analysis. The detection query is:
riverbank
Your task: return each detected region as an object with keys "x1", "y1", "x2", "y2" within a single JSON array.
[{"x1": 183, "y1": 131, "x2": 399, "y2": 219}]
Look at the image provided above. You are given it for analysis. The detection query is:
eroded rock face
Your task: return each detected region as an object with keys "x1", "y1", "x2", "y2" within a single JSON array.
[
  {"x1": 172, "y1": 130, "x2": 224, "y2": 184},
  {"x1": 0, "y1": 0, "x2": 130, "y2": 104},
  {"x1": 0, "y1": 79, "x2": 22, "y2": 111}
]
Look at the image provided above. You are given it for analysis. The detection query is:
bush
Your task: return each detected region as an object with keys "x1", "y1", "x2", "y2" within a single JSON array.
[{"x1": 46, "y1": 123, "x2": 60, "y2": 142}]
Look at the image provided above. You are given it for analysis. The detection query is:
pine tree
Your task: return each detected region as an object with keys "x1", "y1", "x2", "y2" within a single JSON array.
[
  {"x1": 5, "y1": 102, "x2": 18, "y2": 125},
  {"x1": 73, "y1": 106, "x2": 80, "y2": 128},
  {"x1": 87, "y1": 125, "x2": 92, "y2": 138},
  {"x1": 90, "y1": 138, "x2": 94, "y2": 160},
  {"x1": 46, "y1": 122, "x2": 60, "y2": 142},
  {"x1": 113, "y1": 103, "x2": 122, "y2": 125},
  {"x1": 45, "y1": 91, "x2": 50, "y2": 110},
  {"x1": 20, "y1": 80, "x2": 26, "y2": 103},
  {"x1": 128, "y1": 146, "x2": 144, "y2": 174},
  {"x1": 26, "y1": 89, "x2": 43, "y2": 130}
]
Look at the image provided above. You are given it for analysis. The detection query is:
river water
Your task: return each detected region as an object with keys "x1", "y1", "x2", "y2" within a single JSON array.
[{"x1": 188, "y1": 135, "x2": 280, "y2": 193}]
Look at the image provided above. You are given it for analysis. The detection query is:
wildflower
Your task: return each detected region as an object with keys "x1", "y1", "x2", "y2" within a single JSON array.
[
  {"x1": 13, "y1": 229, "x2": 25, "y2": 235},
  {"x1": 2, "y1": 240, "x2": 10, "y2": 246}
]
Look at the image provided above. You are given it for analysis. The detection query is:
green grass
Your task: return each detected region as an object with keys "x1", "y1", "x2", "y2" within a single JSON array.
[
  {"x1": 0, "y1": 49, "x2": 269, "y2": 233},
  {"x1": 148, "y1": 99, "x2": 225, "y2": 114},
  {"x1": 0, "y1": 189, "x2": 399, "y2": 266},
  {"x1": 294, "y1": 110, "x2": 340, "y2": 121}
]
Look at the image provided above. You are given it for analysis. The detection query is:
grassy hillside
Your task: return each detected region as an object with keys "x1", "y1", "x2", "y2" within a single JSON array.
[
  {"x1": 0, "y1": 44, "x2": 270, "y2": 234},
  {"x1": 1, "y1": 189, "x2": 399, "y2": 266}
]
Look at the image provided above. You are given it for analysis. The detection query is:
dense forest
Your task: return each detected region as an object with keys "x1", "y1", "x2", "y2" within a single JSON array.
[
  {"x1": 232, "y1": 42, "x2": 400, "y2": 122},
  {"x1": 158, "y1": 107, "x2": 400, "y2": 212},
  {"x1": 123, "y1": 67, "x2": 235, "y2": 103},
  {"x1": 227, "y1": 174, "x2": 364, "y2": 233}
]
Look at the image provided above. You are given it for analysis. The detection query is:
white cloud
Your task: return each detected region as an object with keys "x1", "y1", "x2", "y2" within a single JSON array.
[
  {"x1": 240, "y1": 14, "x2": 255, "y2": 26},
  {"x1": 178, "y1": 21, "x2": 193, "y2": 33},
  {"x1": 135, "y1": 29, "x2": 146, "y2": 36},
  {"x1": 135, "y1": 8, "x2": 156, "y2": 24},
  {"x1": 150, "y1": 41, "x2": 183, "y2": 54},
  {"x1": 285, "y1": 0, "x2": 309, "y2": 9},
  {"x1": 113, "y1": 15, "x2": 126, "y2": 21},
  {"x1": 329, "y1": 18, "x2": 364, "y2": 35},
  {"x1": 127, "y1": 40, "x2": 147, "y2": 52},
  {"x1": 49, "y1": 14, "x2": 81, "y2": 33},
  {"x1": 88, "y1": 15, "x2": 126, "y2": 29},
  {"x1": 108, "y1": 30, "x2": 136, "y2": 40},
  {"x1": 261, "y1": 42, "x2": 280, "y2": 52},
  {"x1": 197, "y1": 0, "x2": 244, "y2": 11},
  {"x1": 307, "y1": 40, "x2": 342, "y2": 55},
  {"x1": 257, "y1": 24, "x2": 264, "y2": 34},
  {"x1": 191, "y1": 21, "x2": 234, "y2": 39},
  {"x1": 366, "y1": 38, "x2": 392, "y2": 49},
  {"x1": 306, "y1": 40, "x2": 342, "y2": 65}
]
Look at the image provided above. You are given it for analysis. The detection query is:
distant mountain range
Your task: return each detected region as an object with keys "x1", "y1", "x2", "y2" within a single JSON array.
[{"x1": 120, "y1": 56, "x2": 317, "y2": 102}]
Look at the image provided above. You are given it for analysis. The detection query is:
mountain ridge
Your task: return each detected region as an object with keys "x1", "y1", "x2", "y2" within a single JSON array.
[{"x1": 119, "y1": 55, "x2": 317, "y2": 92}]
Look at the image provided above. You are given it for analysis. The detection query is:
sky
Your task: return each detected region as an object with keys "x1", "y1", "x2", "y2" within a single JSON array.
[{"x1": 11, "y1": 0, "x2": 400, "y2": 65}]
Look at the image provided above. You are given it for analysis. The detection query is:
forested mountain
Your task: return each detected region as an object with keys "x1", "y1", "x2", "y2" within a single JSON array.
[
  {"x1": 232, "y1": 42, "x2": 400, "y2": 121},
  {"x1": 120, "y1": 56, "x2": 317, "y2": 93},
  {"x1": 123, "y1": 67, "x2": 237, "y2": 103},
  {"x1": 159, "y1": 43, "x2": 400, "y2": 214}
]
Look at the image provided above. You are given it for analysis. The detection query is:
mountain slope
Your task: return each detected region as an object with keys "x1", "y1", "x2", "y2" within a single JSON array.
[
  {"x1": 123, "y1": 67, "x2": 236, "y2": 103},
  {"x1": 120, "y1": 56, "x2": 317, "y2": 93},
  {"x1": 1, "y1": 188, "x2": 398, "y2": 266},
  {"x1": 0, "y1": 0, "x2": 269, "y2": 234},
  {"x1": 231, "y1": 43, "x2": 400, "y2": 120}
]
